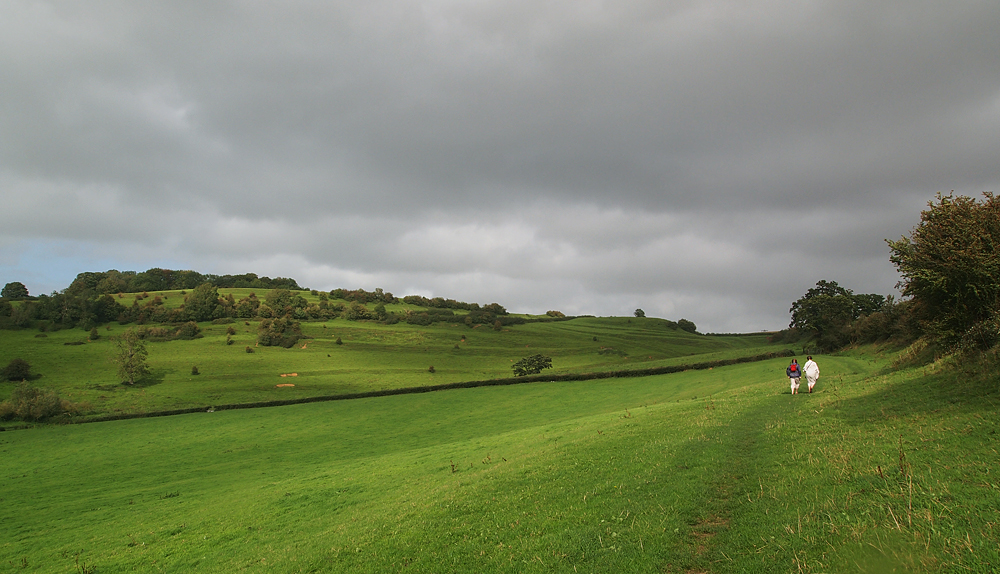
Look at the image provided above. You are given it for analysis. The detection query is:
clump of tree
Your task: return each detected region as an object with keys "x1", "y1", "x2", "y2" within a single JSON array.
[
  {"x1": 111, "y1": 328, "x2": 150, "y2": 385},
  {"x1": 1, "y1": 281, "x2": 29, "y2": 300},
  {"x1": 331, "y1": 287, "x2": 396, "y2": 304},
  {"x1": 127, "y1": 322, "x2": 201, "y2": 342},
  {"x1": 783, "y1": 194, "x2": 1000, "y2": 353},
  {"x1": 888, "y1": 192, "x2": 1000, "y2": 352},
  {"x1": 677, "y1": 319, "x2": 697, "y2": 334},
  {"x1": 400, "y1": 295, "x2": 503, "y2": 313},
  {"x1": 787, "y1": 280, "x2": 888, "y2": 351},
  {"x1": 65, "y1": 268, "x2": 301, "y2": 295},
  {"x1": 512, "y1": 354, "x2": 553, "y2": 377},
  {"x1": 184, "y1": 283, "x2": 223, "y2": 322},
  {"x1": 1, "y1": 291, "x2": 125, "y2": 331},
  {"x1": 3, "y1": 266, "x2": 535, "y2": 338}
]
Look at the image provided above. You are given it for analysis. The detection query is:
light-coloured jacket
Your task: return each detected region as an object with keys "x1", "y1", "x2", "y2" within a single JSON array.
[{"x1": 803, "y1": 359, "x2": 820, "y2": 379}]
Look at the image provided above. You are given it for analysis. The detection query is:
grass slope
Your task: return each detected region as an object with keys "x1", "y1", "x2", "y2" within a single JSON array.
[
  {"x1": 0, "y1": 311, "x2": 775, "y2": 417},
  {"x1": 1, "y1": 350, "x2": 997, "y2": 572}
]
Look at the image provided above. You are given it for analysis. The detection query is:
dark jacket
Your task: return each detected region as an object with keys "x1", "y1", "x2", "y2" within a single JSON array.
[{"x1": 786, "y1": 363, "x2": 801, "y2": 378}]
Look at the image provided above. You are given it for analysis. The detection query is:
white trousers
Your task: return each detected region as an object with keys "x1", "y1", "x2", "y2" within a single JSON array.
[
  {"x1": 806, "y1": 374, "x2": 818, "y2": 390},
  {"x1": 790, "y1": 377, "x2": 800, "y2": 392}
]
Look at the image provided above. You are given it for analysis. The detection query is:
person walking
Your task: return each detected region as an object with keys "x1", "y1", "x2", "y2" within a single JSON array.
[
  {"x1": 786, "y1": 359, "x2": 802, "y2": 395},
  {"x1": 803, "y1": 356, "x2": 820, "y2": 393}
]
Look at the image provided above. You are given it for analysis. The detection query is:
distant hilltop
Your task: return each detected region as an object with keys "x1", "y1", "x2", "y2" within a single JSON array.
[{"x1": 61, "y1": 269, "x2": 303, "y2": 294}]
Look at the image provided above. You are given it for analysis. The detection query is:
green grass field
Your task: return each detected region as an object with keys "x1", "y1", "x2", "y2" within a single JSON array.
[
  {"x1": 0, "y1": 310, "x2": 776, "y2": 417},
  {"x1": 1, "y1": 300, "x2": 997, "y2": 572},
  {"x1": 1, "y1": 344, "x2": 998, "y2": 572}
]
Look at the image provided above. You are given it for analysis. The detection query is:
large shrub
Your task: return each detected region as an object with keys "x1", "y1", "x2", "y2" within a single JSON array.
[
  {"x1": 512, "y1": 354, "x2": 553, "y2": 377},
  {"x1": 2, "y1": 358, "x2": 31, "y2": 381},
  {"x1": 0, "y1": 382, "x2": 66, "y2": 421},
  {"x1": 175, "y1": 321, "x2": 202, "y2": 340},
  {"x1": 888, "y1": 192, "x2": 1000, "y2": 349},
  {"x1": 264, "y1": 289, "x2": 293, "y2": 315},
  {"x1": 678, "y1": 318, "x2": 697, "y2": 333},
  {"x1": 343, "y1": 302, "x2": 372, "y2": 321},
  {"x1": 257, "y1": 317, "x2": 303, "y2": 348}
]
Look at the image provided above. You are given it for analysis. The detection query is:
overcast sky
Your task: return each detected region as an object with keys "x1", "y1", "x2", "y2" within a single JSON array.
[{"x1": 2, "y1": 1, "x2": 998, "y2": 332}]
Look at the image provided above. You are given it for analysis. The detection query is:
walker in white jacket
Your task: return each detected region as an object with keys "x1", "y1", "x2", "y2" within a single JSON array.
[{"x1": 803, "y1": 356, "x2": 820, "y2": 393}]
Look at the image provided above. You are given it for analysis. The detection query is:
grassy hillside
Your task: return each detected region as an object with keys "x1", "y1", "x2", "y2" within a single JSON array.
[
  {"x1": 0, "y1": 294, "x2": 777, "y2": 417},
  {"x1": 1, "y1": 347, "x2": 997, "y2": 572}
]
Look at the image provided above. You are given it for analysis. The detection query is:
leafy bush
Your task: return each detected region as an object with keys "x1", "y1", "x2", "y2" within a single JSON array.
[
  {"x1": 512, "y1": 354, "x2": 553, "y2": 377},
  {"x1": 405, "y1": 312, "x2": 433, "y2": 326},
  {"x1": 257, "y1": 317, "x2": 303, "y2": 348},
  {"x1": 2, "y1": 358, "x2": 31, "y2": 381},
  {"x1": 343, "y1": 302, "x2": 373, "y2": 321},
  {"x1": 888, "y1": 192, "x2": 1000, "y2": 349},
  {"x1": 0, "y1": 382, "x2": 75, "y2": 421},
  {"x1": 235, "y1": 297, "x2": 258, "y2": 318},
  {"x1": 135, "y1": 326, "x2": 173, "y2": 341},
  {"x1": 175, "y1": 321, "x2": 202, "y2": 340},
  {"x1": 264, "y1": 289, "x2": 293, "y2": 314},
  {"x1": 678, "y1": 318, "x2": 697, "y2": 334}
]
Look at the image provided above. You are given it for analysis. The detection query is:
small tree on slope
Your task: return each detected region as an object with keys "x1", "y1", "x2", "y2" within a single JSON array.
[{"x1": 111, "y1": 328, "x2": 150, "y2": 385}]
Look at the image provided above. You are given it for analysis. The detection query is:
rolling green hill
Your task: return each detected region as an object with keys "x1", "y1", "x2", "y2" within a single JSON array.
[
  {"x1": 0, "y1": 291, "x2": 778, "y2": 417},
  {"x1": 1, "y1": 289, "x2": 997, "y2": 572}
]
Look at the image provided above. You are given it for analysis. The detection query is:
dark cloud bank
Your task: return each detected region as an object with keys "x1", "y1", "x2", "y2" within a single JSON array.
[{"x1": 2, "y1": 1, "x2": 998, "y2": 332}]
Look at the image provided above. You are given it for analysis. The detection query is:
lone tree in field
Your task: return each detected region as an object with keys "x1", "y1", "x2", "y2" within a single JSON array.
[
  {"x1": 512, "y1": 354, "x2": 552, "y2": 377},
  {"x1": 634, "y1": 308, "x2": 645, "y2": 318},
  {"x1": 111, "y1": 328, "x2": 150, "y2": 385}
]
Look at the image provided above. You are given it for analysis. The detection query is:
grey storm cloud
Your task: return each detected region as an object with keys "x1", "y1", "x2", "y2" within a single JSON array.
[{"x1": 2, "y1": 0, "x2": 999, "y2": 332}]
